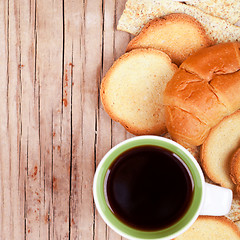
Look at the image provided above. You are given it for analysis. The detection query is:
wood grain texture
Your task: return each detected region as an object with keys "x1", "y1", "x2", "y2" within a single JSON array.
[
  {"x1": 0, "y1": 0, "x2": 130, "y2": 239},
  {"x1": 1, "y1": 0, "x2": 239, "y2": 239}
]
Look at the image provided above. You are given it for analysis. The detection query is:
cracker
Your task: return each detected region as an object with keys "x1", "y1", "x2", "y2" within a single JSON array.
[
  {"x1": 186, "y1": 0, "x2": 240, "y2": 24},
  {"x1": 117, "y1": 0, "x2": 240, "y2": 43}
]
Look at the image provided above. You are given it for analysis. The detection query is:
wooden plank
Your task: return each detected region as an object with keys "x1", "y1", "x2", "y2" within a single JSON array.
[
  {"x1": 63, "y1": 1, "x2": 84, "y2": 239},
  {"x1": 95, "y1": 0, "x2": 115, "y2": 238},
  {"x1": 35, "y1": 0, "x2": 66, "y2": 239},
  {"x1": 18, "y1": 0, "x2": 43, "y2": 239},
  {"x1": 0, "y1": 0, "x2": 26, "y2": 239},
  {"x1": 8, "y1": 0, "x2": 22, "y2": 237},
  {"x1": 0, "y1": 0, "x2": 12, "y2": 239},
  {"x1": 68, "y1": 0, "x2": 103, "y2": 239},
  {"x1": 95, "y1": 0, "x2": 132, "y2": 239}
]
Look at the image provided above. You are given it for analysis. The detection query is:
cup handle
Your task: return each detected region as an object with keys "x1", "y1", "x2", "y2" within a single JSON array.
[{"x1": 200, "y1": 182, "x2": 233, "y2": 216}]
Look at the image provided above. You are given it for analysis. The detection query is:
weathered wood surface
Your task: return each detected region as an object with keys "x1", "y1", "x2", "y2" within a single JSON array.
[
  {"x1": 0, "y1": 0, "x2": 131, "y2": 239},
  {"x1": 1, "y1": 0, "x2": 240, "y2": 239}
]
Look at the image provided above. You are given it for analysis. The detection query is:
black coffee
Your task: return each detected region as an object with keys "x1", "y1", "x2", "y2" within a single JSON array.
[{"x1": 105, "y1": 145, "x2": 194, "y2": 231}]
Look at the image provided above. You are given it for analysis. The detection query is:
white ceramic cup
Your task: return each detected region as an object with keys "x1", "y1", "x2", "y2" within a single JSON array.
[{"x1": 93, "y1": 136, "x2": 233, "y2": 240}]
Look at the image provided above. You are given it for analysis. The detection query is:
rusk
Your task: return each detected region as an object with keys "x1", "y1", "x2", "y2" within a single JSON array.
[
  {"x1": 174, "y1": 216, "x2": 240, "y2": 239},
  {"x1": 100, "y1": 48, "x2": 177, "y2": 135},
  {"x1": 201, "y1": 110, "x2": 240, "y2": 190},
  {"x1": 126, "y1": 13, "x2": 213, "y2": 65}
]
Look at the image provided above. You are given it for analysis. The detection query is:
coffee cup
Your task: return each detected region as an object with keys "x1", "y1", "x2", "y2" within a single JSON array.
[{"x1": 93, "y1": 136, "x2": 232, "y2": 240}]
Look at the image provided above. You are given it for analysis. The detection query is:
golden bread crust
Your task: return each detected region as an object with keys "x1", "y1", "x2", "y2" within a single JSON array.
[
  {"x1": 181, "y1": 42, "x2": 240, "y2": 81},
  {"x1": 101, "y1": 48, "x2": 177, "y2": 135},
  {"x1": 164, "y1": 42, "x2": 240, "y2": 146},
  {"x1": 210, "y1": 70, "x2": 240, "y2": 113},
  {"x1": 126, "y1": 13, "x2": 213, "y2": 65},
  {"x1": 165, "y1": 106, "x2": 210, "y2": 147},
  {"x1": 174, "y1": 216, "x2": 240, "y2": 239},
  {"x1": 164, "y1": 69, "x2": 228, "y2": 125},
  {"x1": 236, "y1": 184, "x2": 240, "y2": 199},
  {"x1": 201, "y1": 110, "x2": 240, "y2": 190},
  {"x1": 230, "y1": 148, "x2": 240, "y2": 185}
]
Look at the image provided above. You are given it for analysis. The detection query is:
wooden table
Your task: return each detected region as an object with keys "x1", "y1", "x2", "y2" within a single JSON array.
[
  {"x1": 0, "y1": 0, "x2": 133, "y2": 239},
  {"x1": 1, "y1": 0, "x2": 240, "y2": 239}
]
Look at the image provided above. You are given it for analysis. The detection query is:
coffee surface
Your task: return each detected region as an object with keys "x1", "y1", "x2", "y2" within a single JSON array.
[{"x1": 105, "y1": 145, "x2": 194, "y2": 231}]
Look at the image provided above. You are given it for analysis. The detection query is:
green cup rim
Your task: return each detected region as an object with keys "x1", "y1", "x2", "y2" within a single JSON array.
[{"x1": 93, "y1": 136, "x2": 205, "y2": 240}]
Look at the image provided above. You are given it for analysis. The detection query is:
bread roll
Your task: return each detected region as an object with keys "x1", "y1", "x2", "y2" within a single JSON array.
[{"x1": 164, "y1": 42, "x2": 240, "y2": 146}]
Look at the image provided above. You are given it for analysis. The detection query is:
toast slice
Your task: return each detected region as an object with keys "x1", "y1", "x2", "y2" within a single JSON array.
[
  {"x1": 126, "y1": 13, "x2": 213, "y2": 65},
  {"x1": 100, "y1": 48, "x2": 177, "y2": 135},
  {"x1": 201, "y1": 110, "x2": 240, "y2": 191},
  {"x1": 174, "y1": 216, "x2": 240, "y2": 239},
  {"x1": 117, "y1": 0, "x2": 240, "y2": 43}
]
